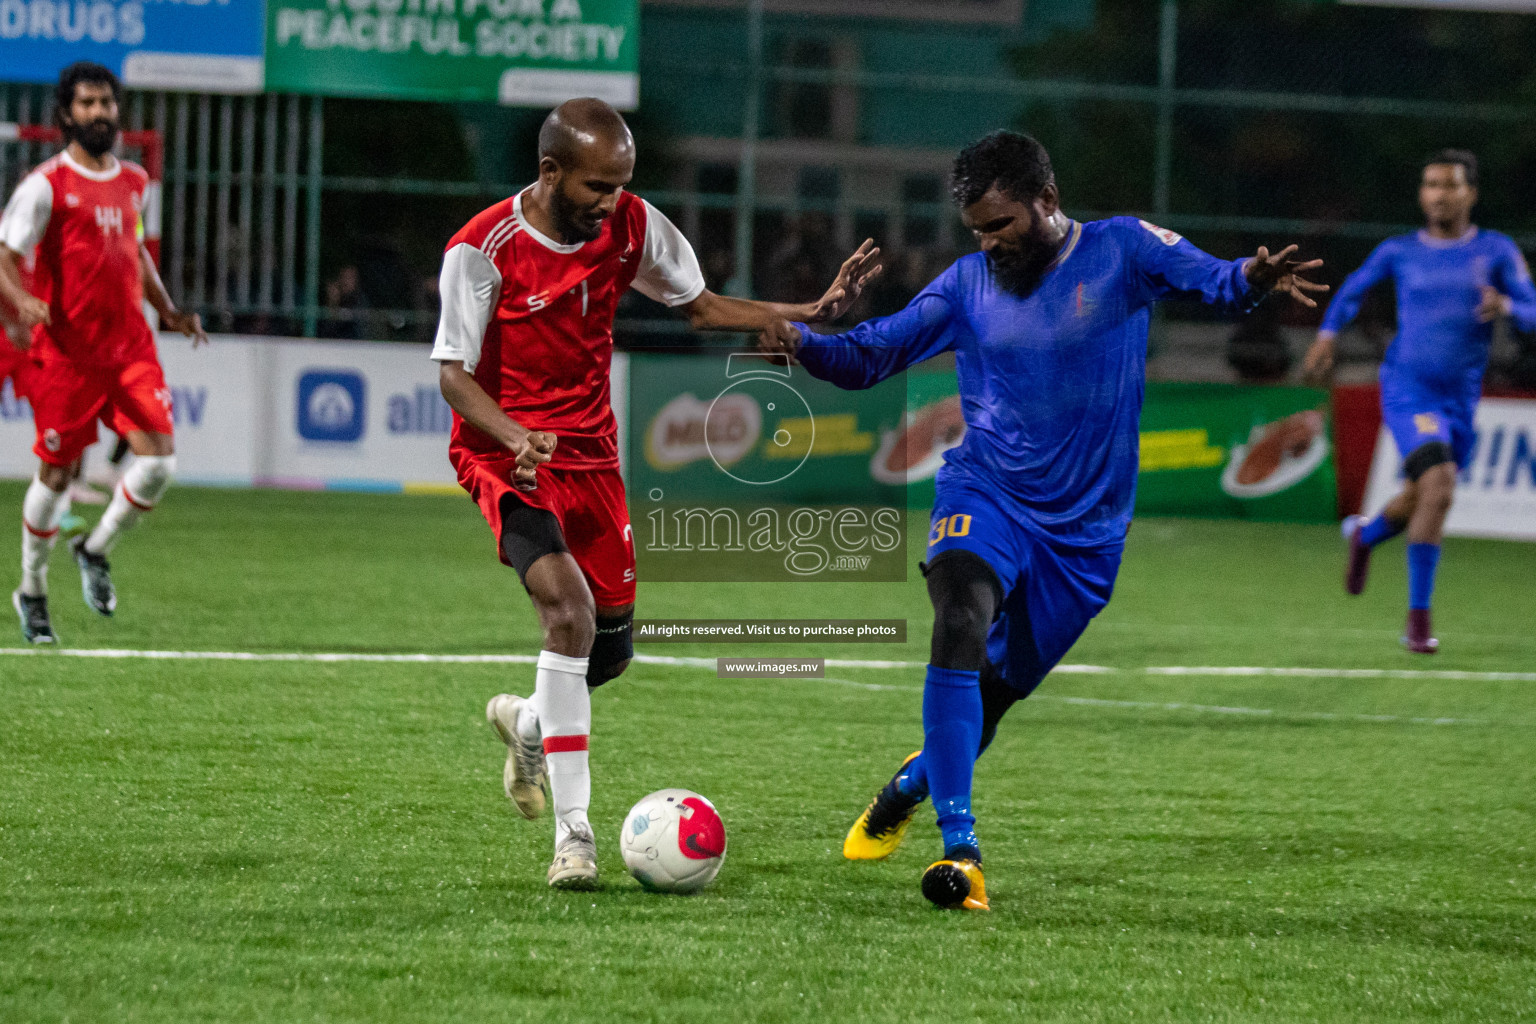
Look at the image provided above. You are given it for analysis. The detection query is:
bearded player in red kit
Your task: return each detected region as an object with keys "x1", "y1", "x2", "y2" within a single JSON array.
[
  {"x1": 433, "y1": 98, "x2": 881, "y2": 889},
  {"x1": 0, "y1": 63, "x2": 206, "y2": 644}
]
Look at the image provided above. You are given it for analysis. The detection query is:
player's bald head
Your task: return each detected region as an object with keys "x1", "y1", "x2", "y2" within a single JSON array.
[{"x1": 538, "y1": 98, "x2": 634, "y2": 171}]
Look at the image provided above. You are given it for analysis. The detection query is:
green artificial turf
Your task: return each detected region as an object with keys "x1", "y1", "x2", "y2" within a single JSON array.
[{"x1": 1, "y1": 483, "x2": 1533, "y2": 1022}]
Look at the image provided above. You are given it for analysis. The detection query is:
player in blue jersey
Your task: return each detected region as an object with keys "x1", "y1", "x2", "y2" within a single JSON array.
[
  {"x1": 1304, "y1": 150, "x2": 1536, "y2": 654},
  {"x1": 757, "y1": 131, "x2": 1326, "y2": 910}
]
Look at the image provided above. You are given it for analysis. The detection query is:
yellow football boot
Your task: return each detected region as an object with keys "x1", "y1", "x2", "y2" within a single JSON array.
[
  {"x1": 921, "y1": 858, "x2": 989, "y2": 911},
  {"x1": 843, "y1": 751, "x2": 924, "y2": 860}
]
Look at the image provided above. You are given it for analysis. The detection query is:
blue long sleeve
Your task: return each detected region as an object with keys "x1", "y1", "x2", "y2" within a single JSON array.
[
  {"x1": 794, "y1": 285, "x2": 959, "y2": 390},
  {"x1": 1130, "y1": 224, "x2": 1260, "y2": 313},
  {"x1": 1321, "y1": 240, "x2": 1396, "y2": 333}
]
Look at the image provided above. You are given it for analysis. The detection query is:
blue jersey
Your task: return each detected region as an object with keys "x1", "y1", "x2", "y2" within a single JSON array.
[
  {"x1": 1320, "y1": 228, "x2": 1536, "y2": 403},
  {"x1": 795, "y1": 216, "x2": 1259, "y2": 551}
]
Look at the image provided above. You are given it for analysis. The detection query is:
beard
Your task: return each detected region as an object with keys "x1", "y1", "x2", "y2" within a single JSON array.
[
  {"x1": 68, "y1": 118, "x2": 119, "y2": 158},
  {"x1": 986, "y1": 222, "x2": 1063, "y2": 298},
  {"x1": 549, "y1": 183, "x2": 604, "y2": 243}
]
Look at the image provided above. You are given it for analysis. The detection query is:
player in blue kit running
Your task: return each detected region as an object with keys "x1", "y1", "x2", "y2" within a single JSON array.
[
  {"x1": 757, "y1": 131, "x2": 1327, "y2": 910},
  {"x1": 1304, "y1": 150, "x2": 1536, "y2": 654}
]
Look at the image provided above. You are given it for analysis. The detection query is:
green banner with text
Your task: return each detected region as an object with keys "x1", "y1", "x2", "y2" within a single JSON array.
[
  {"x1": 265, "y1": 0, "x2": 639, "y2": 106},
  {"x1": 627, "y1": 356, "x2": 1336, "y2": 524}
]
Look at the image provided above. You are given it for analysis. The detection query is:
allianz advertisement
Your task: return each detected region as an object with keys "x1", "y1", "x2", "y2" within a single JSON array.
[
  {"x1": 0, "y1": 335, "x2": 464, "y2": 490},
  {"x1": 0, "y1": 0, "x2": 638, "y2": 108}
]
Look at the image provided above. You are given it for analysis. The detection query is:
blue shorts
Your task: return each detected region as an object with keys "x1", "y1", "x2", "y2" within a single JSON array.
[
  {"x1": 926, "y1": 476, "x2": 1121, "y2": 698},
  {"x1": 1380, "y1": 389, "x2": 1475, "y2": 470}
]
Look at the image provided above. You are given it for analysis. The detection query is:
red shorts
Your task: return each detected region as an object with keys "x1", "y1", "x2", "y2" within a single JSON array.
[
  {"x1": 27, "y1": 356, "x2": 174, "y2": 466},
  {"x1": 0, "y1": 343, "x2": 27, "y2": 397},
  {"x1": 454, "y1": 451, "x2": 636, "y2": 607}
]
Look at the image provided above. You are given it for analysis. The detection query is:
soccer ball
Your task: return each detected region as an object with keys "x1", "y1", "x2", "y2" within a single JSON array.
[{"x1": 620, "y1": 788, "x2": 727, "y2": 893}]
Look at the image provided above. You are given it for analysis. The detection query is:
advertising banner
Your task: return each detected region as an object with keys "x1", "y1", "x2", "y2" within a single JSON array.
[
  {"x1": 1363, "y1": 397, "x2": 1536, "y2": 541},
  {"x1": 0, "y1": 335, "x2": 462, "y2": 491},
  {"x1": 264, "y1": 0, "x2": 639, "y2": 107},
  {"x1": 1136, "y1": 382, "x2": 1337, "y2": 523},
  {"x1": 626, "y1": 350, "x2": 909, "y2": 582},
  {"x1": 0, "y1": 0, "x2": 266, "y2": 93},
  {"x1": 881, "y1": 374, "x2": 1338, "y2": 522},
  {"x1": 624, "y1": 359, "x2": 1338, "y2": 528}
]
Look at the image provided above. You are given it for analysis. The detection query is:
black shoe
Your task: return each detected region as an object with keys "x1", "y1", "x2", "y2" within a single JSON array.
[
  {"x1": 13, "y1": 589, "x2": 56, "y2": 644},
  {"x1": 70, "y1": 536, "x2": 116, "y2": 616}
]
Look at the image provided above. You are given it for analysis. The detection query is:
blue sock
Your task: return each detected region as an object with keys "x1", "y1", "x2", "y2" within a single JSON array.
[
  {"x1": 1407, "y1": 542, "x2": 1441, "y2": 610},
  {"x1": 1359, "y1": 513, "x2": 1403, "y2": 548},
  {"x1": 921, "y1": 665, "x2": 982, "y2": 858},
  {"x1": 895, "y1": 753, "x2": 928, "y2": 800}
]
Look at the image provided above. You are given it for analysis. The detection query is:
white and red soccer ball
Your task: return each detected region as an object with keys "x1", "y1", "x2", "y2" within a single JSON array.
[{"x1": 620, "y1": 788, "x2": 726, "y2": 893}]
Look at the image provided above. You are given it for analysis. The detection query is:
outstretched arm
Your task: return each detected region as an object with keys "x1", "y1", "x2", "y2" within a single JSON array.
[
  {"x1": 1305, "y1": 241, "x2": 1393, "y2": 381},
  {"x1": 1133, "y1": 223, "x2": 1327, "y2": 313},
  {"x1": 676, "y1": 239, "x2": 884, "y2": 333},
  {"x1": 757, "y1": 281, "x2": 959, "y2": 391}
]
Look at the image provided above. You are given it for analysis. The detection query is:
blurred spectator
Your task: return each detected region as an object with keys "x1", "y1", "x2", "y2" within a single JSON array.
[
  {"x1": 1226, "y1": 303, "x2": 1293, "y2": 383},
  {"x1": 413, "y1": 272, "x2": 441, "y2": 344},
  {"x1": 761, "y1": 213, "x2": 839, "y2": 304},
  {"x1": 319, "y1": 266, "x2": 367, "y2": 340}
]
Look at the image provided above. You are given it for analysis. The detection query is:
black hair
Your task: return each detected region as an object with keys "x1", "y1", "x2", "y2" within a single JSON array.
[
  {"x1": 950, "y1": 130, "x2": 1054, "y2": 208},
  {"x1": 1422, "y1": 148, "x2": 1478, "y2": 187},
  {"x1": 54, "y1": 62, "x2": 120, "y2": 130}
]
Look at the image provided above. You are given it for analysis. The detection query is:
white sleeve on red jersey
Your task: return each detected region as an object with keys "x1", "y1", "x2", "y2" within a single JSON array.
[
  {"x1": 430, "y1": 241, "x2": 503, "y2": 372},
  {"x1": 631, "y1": 199, "x2": 706, "y2": 307},
  {"x1": 0, "y1": 173, "x2": 53, "y2": 257}
]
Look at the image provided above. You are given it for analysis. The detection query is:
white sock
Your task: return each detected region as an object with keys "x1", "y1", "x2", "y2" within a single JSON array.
[
  {"x1": 20, "y1": 476, "x2": 69, "y2": 597},
  {"x1": 85, "y1": 455, "x2": 175, "y2": 556},
  {"x1": 534, "y1": 649, "x2": 591, "y2": 849},
  {"x1": 515, "y1": 698, "x2": 541, "y2": 744}
]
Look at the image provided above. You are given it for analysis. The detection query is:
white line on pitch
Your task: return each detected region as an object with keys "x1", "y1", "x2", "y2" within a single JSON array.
[
  {"x1": 0, "y1": 647, "x2": 1530, "y2": 684},
  {"x1": 1147, "y1": 665, "x2": 1536, "y2": 682},
  {"x1": 816, "y1": 679, "x2": 1483, "y2": 725}
]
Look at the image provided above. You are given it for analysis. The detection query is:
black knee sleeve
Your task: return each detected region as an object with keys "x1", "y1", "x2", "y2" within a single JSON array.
[
  {"x1": 1404, "y1": 441, "x2": 1456, "y2": 481},
  {"x1": 498, "y1": 493, "x2": 569, "y2": 586},
  {"x1": 922, "y1": 550, "x2": 1003, "y2": 672},
  {"x1": 587, "y1": 611, "x2": 633, "y2": 688}
]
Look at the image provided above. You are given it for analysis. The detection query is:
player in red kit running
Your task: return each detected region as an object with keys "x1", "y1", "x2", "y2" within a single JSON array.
[
  {"x1": 434, "y1": 98, "x2": 881, "y2": 889},
  {"x1": 0, "y1": 63, "x2": 206, "y2": 643}
]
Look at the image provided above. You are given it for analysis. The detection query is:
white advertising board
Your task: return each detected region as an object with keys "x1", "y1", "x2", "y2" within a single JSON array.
[
  {"x1": 0, "y1": 335, "x2": 631, "y2": 493},
  {"x1": 1363, "y1": 397, "x2": 1536, "y2": 541}
]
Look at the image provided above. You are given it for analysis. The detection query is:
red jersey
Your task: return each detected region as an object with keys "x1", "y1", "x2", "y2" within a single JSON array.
[
  {"x1": 0, "y1": 151, "x2": 154, "y2": 367},
  {"x1": 431, "y1": 188, "x2": 706, "y2": 470}
]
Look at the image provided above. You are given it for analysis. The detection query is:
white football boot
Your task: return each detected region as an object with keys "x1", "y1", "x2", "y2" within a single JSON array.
[
  {"x1": 547, "y1": 822, "x2": 600, "y2": 890},
  {"x1": 486, "y1": 694, "x2": 547, "y2": 819}
]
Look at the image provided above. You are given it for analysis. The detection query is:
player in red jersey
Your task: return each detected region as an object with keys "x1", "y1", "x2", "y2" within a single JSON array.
[
  {"x1": 435, "y1": 98, "x2": 881, "y2": 889},
  {"x1": 0, "y1": 63, "x2": 206, "y2": 643}
]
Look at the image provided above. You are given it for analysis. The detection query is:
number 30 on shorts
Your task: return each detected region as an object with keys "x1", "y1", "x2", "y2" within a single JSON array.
[{"x1": 929, "y1": 513, "x2": 973, "y2": 545}]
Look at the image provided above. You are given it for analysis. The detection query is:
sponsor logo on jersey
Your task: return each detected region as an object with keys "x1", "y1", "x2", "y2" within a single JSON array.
[
  {"x1": 1138, "y1": 219, "x2": 1182, "y2": 246},
  {"x1": 64, "y1": 194, "x2": 80, "y2": 208},
  {"x1": 297, "y1": 370, "x2": 366, "y2": 443},
  {"x1": 527, "y1": 290, "x2": 550, "y2": 311}
]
